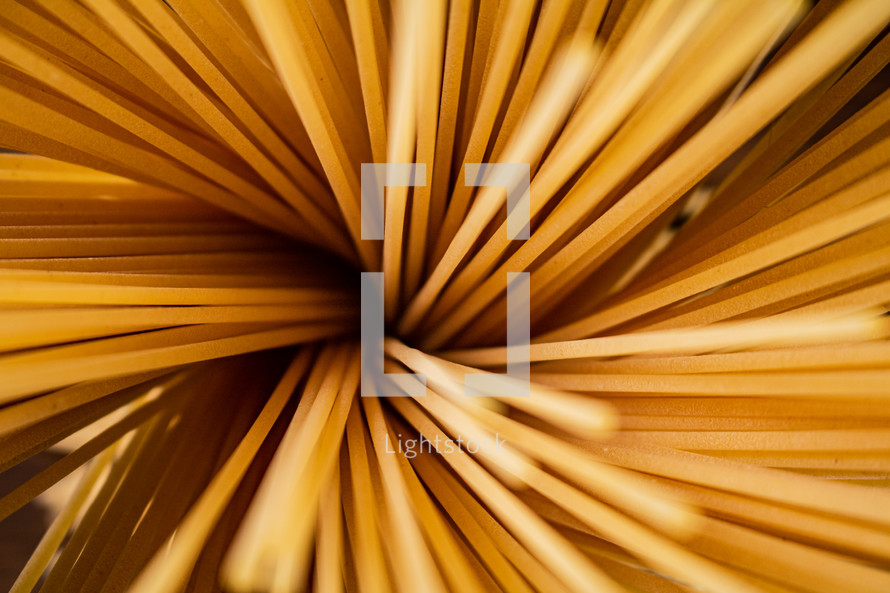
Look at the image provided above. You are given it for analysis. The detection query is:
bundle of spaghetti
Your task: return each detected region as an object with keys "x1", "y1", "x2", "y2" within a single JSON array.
[{"x1": 0, "y1": 1, "x2": 889, "y2": 593}]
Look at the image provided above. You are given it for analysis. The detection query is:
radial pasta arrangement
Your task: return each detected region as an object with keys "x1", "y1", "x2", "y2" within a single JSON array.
[{"x1": 1, "y1": 0, "x2": 890, "y2": 592}]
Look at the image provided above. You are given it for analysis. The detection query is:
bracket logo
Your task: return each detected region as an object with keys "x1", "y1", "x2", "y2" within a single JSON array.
[{"x1": 360, "y1": 163, "x2": 531, "y2": 398}]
